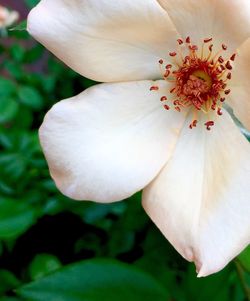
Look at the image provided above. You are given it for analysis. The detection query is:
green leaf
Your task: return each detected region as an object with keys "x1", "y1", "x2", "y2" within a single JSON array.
[
  {"x1": 14, "y1": 106, "x2": 33, "y2": 129},
  {"x1": 0, "y1": 198, "x2": 36, "y2": 239},
  {"x1": 0, "y1": 78, "x2": 15, "y2": 97},
  {"x1": 0, "y1": 98, "x2": 19, "y2": 123},
  {"x1": 25, "y1": 0, "x2": 40, "y2": 8},
  {"x1": 9, "y1": 20, "x2": 27, "y2": 32},
  {"x1": 0, "y1": 297, "x2": 23, "y2": 301},
  {"x1": 0, "y1": 269, "x2": 20, "y2": 294},
  {"x1": 238, "y1": 246, "x2": 250, "y2": 272},
  {"x1": 17, "y1": 259, "x2": 168, "y2": 301},
  {"x1": 10, "y1": 44, "x2": 25, "y2": 62},
  {"x1": 17, "y1": 86, "x2": 43, "y2": 110},
  {"x1": 0, "y1": 153, "x2": 27, "y2": 180},
  {"x1": 29, "y1": 254, "x2": 62, "y2": 280},
  {"x1": 184, "y1": 265, "x2": 232, "y2": 301}
]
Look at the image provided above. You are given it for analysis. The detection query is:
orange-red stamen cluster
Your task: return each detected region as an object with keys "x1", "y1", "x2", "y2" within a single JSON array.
[{"x1": 151, "y1": 37, "x2": 237, "y2": 130}]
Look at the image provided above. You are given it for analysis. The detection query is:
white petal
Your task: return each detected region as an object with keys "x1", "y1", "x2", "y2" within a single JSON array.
[
  {"x1": 27, "y1": 0, "x2": 178, "y2": 82},
  {"x1": 157, "y1": 0, "x2": 250, "y2": 52},
  {"x1": 40, "y1": 81, "x2": 186, "y2": 202},
  {"x1": 143, "y1": 111, "x2": 250, "y2": 276},
  {"x1": 228, "y1": 38, "x2": 250, "y2": 131}
]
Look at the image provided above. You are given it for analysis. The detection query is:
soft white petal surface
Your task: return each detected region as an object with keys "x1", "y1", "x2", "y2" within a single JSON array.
[
  {"x1": 157, "y1": 0, "x2": 250, "y2": 52},
  {"x1": 143, "y1": 111, "x2": 250, "y2": 276},
  {"x1": 40, "y1": 80, "x2": 185, "y2": 202},
  {"x1": 228, "y1": 38, "x2": 250, "y2": 131},
  {"x1": 27, "y1": 0, "x2": 178, "y2": 82}
]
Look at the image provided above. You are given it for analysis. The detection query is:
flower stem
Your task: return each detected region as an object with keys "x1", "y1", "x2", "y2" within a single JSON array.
[{"x1": 234, "y1": 260, "x2": 250, "y2": 301}]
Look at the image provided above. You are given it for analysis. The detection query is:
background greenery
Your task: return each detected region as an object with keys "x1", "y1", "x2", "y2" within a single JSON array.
[{"x1": 0, "y1": 1, "x2": 249, "y2": 300}]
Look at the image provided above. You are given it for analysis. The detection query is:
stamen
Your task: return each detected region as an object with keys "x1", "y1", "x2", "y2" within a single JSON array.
[
  {"x1": 205, "y1": 121, "x2": 214, "y2": 131},
  {"x1": 169, "y1": 52, "x2": 177, "y2": 57},
  {"x1": 150, "y1": 86, "x2": 159, "y2": 91},
  {"x1": 189, "y1": 45, "x2": 198, "y2": 51},
  {"x1": 218, "y1": 56, "x2": 224, "y2": 63},
  {"x1": 217, "y1": 108, "x2": 223, "y2": 116},
  {"x1": 230, "y1": 53, "x2": 237, "y2": 61},
  {"x1": 225, "y1": 61, "x2": 233, "y2": 70},
  {"x1": 153, "y1": 35, "x2": 236, "y2": 130},
  {"x1": 164, "y1": 70, "x2": 171, "y2": 78},
  {"x1": 204, "y1": 38, "x2": 213, "y2": 43},
  {"x1": 189, "y1": 119, "x2": 198, "y2": 129}
]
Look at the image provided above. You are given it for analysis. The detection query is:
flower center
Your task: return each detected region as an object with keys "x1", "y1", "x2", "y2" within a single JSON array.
[{"x1": 150, "y1": 37, "x2": 236, "y2": 130}]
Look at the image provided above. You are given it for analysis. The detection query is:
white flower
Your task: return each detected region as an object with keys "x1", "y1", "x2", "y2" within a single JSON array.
[
  {"x1": 0, "y1": 5, "x2": 19, "y2": 29},
  {"x1": 27, "y1": 0, "x2": 250, "y2": 277}
]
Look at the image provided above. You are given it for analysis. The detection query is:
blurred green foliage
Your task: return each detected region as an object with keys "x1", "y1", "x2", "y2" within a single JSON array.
[{"x1": 0, "y1": 1, "x2": 249, "y2": 301}]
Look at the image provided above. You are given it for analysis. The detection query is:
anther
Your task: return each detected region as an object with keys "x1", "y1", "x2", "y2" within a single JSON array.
[
  {"x1": 170, "y1": 87, "x2": 175, "y2": 93},
  {"x1": 209, "y1": 44, "x2": 213, "y2": 52},
  {"x1": 164, "y1": 70, "x2": 170, "y2": 78},
  {"x1": 160, "y1": 96, "x2": 167, "y2": 101},
  {"x1": 217, "y1": 108, "x2": 223, "y2": 116},
  {"x1": 222, "y1": 44, "x2": 227, "y2": 50},
  {"x1": 227, "y1": 72, "x2": 232, "y2": 80},
  {"x1": 164, "y1": 104, "x2": 170, "y2": 110},
  {"x1": 205, "y1": 121, "x2": 214, "y2": 131},
  {"x1": 169, "y1": 52, "x2": 177, "y2": 57},
  {"x1": 150, "y1": 86, "x2": 159, "y2": 91},
  {"x1": 230, "y1": 53, "x2": 236, "y2": 61},
  {"x1": 177, "y1": 38, "x2": 184, "y2": 45},
  {"x1": 204, "y1": 38, "x2": 213, "y2": 43},
  {"x1": 175, "y1": 106, "x2": 181, "y2": 112},
  {"x1": 216, "y1": 66, "x2": 223, "y2": 73},
  {"x1": 218, "y1": 56, "x2": 224, "y2": 63},
  {"x1": 186, "y1": 36, "x2": 191, "y2": 43},
  {"x1": 189, "y1": 45, "x2": 198, "y2": 51},
  {"x1": 225, "y1": 61, "x2": 232, "y2": 70},
  {"x1": 220, "y1": 97, "x2": 225, "y2": 102},
  {"x1": 166, "y1": 64, "x2": 172, "y2": 69},
  {"x1": 224, "y1": 89, "x2": 231, "y2": 95},
  {"x1": 159, "y1": 59, "x2": 164, "y2": 64},
  {"x1": 189, "y1": 120, "x2": 198, "y2": 129},
  {"x1": 211, "y1": 103, "x2": 216, "y2": 110}
]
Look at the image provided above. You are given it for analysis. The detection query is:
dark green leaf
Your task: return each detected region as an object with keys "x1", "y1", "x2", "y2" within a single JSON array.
[
  {"x1": 238, "y1": 246, "x2": 250, "y2": 272},
  {"x1": 17, "y1": 86, "x2": 43, "y2": 110},
  {"x1": 0, "y1": 269, "x2": 20, "y2": 294},
  {"x1": 25, "y1": 0, "x2": 40, "y2": 8},
  {"x1": 9, "y1": 20, "x2": 27, "y2": 32},
  {"x1": 0, "y1": 78, "x2": 15, "y2": 97},
  {"x1": 0, "y1": 198, "x2": 36, "y2": 239},
  {"x1": 0, "y1": 98, "x2": 19, "y2": 123},
  {"x1": 29, "y1": 254, "x2": 62, "y2": 280},
  {"x1": 17, "y1": 259, "x2": 168, "y2": 301}
]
